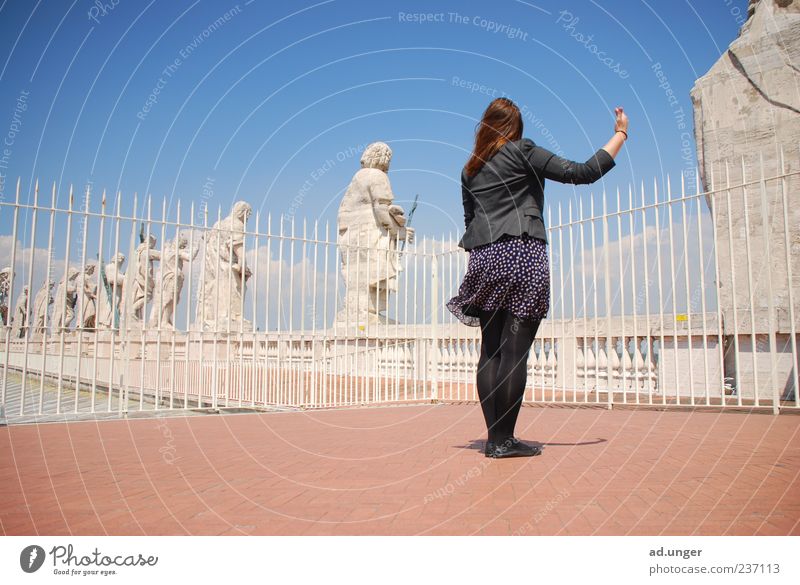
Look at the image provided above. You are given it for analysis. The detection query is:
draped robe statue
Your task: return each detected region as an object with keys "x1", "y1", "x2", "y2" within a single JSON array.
[
  {"x1": 10, "y1": 285, "x2": 29, "y2": 338},
  {"x1": 124, "y1": 235, "x2": 161, "y2": 326},
  {"x1": 78, "y1": 264, "x2": 97, "y2": 329},
  {"x1": 0, "y1": 267, "x2": 10, "y2": 326},
  {"x1": 32, "y1": 280, "x2": 55, "y2": 337},
  {"x1": 52, "y1": 268, "x2": 80, "y2": 332},
  {"x1": 334, "y1": 142, "x2": 414, "y2": 326},
  {"x1": 195, "y1": 202, "x2": 252, "y2": 332},
  {"x1": 149, "y1": 236, "x2": 198, "y2": 328},
  {"x1": 96, "y1": 253, "x2": 125, "y2": 329}
]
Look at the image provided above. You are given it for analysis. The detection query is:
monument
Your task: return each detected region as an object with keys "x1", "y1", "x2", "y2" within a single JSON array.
[
  {"x1": 691, "y1": 0, "x2": 800, "y2": 398},
  {"x1": 0, "y1": 267, "x2": 10, "y2": 326},
  {"x1": 149, "y1": 235, "x2": 198, "y2": 329},
  {"x1": 96, "y1": 253, "x2": 125, "y2": 329},
  {"x1": 77, "y1": 264, "x2": 97, "y2": 329},
  {"x1": 195, "y1": 201, "x2": 253, "y2": 332},
  {"x1": 9, "y1": 285, "x2": 29, "y2": 339},
  {"x1": 124, "y1": 235, "x2": 161, "y2": 326},
  {"x1": 52, "y1": 268, "x2": 80, "y2": 332},
  {"x1": 334, "y1": 142, "x2": 415, "y2": 327},
  {"x1": 31, "y1": 280, "x2": 54, "y2": 337}
]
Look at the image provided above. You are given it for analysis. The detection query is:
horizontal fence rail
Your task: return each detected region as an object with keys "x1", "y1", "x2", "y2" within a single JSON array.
[{"x1": 1, "y1": 149, "x2": 798, "y2": 423}]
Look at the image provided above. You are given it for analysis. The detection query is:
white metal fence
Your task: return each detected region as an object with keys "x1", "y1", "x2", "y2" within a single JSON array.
[{"x1": 1, "y1": 149, "x2": 798, "y2": 423}]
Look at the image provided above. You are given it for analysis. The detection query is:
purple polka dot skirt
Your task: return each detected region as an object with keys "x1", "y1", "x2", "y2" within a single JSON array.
[{"x1": 446, "y1": 234, "x2": 550, "y2": 327}]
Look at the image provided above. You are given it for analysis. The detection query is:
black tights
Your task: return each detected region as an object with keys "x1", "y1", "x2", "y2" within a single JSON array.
[{"x1": 476, "y1": 307, "x2": 541, "y2": 443}]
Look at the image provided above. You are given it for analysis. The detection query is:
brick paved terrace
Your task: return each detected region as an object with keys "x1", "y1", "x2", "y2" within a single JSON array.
[{"x1": 1, "y1": 404, "x2": 798, "y2": 536}]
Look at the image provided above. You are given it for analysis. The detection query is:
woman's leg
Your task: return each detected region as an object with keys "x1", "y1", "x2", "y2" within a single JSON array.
[
  {"x1": 492, "y1": 315, "x2": 541, "y2": 443},
  {"x1": 476, "y1": 307, "x2": 506, "y2": 442}
]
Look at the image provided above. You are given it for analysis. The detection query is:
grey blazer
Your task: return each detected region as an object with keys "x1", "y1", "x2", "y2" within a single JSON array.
[{"x1": 458, "y1": 138, "x2": 616, "y2": 250}]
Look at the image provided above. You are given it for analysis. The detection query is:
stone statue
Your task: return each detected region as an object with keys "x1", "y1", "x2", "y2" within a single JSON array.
[
  {"x1": 195, "y1": 201, "x2": 253, "y2": 332},
  {"x1": 10, "y1": 285, "x2": 29, "y2": 338},
  {"x1": 124, "y1": 234, "x2": 161, "y2": 325},
  {"x1": 77, "y1": 263, "x2": 97, "y2": 329},
  {"x1": 149, "y1": 235, "x2": 198, "y2": 328},
  {"x1": 691, "y1": 0, "x2": 800, "y2": 398},
  {"x1": 32, "y1": 280, "x2": 55, "y2": 337},
  {"x1": 52, "y1": 267, "x2": 80, "y2": 332},
  {"x1": 334, "y1": 142, "x2": 414, "y2": 326},
  {"x1": 96, "y1": 253, "x2": 125, "y2": 329},
  {"x1": 0, "y1": 266, "x2": 10, "y2": 326}
]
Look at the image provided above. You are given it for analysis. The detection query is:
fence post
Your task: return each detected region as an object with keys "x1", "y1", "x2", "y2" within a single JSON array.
[{"x1": 430, "y1": 251, "x2": 439, "y2": 402}]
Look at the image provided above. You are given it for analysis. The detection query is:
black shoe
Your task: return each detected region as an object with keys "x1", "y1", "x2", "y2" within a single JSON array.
[
  {"x1": 484, "y1": 441, "x2": 496, "y2": 457},
  {"x1": 490, "y1": 437, "x2": 542, "y2": 458}
]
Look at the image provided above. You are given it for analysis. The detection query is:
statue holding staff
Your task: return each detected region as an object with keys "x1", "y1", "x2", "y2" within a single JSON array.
[
  {"x1": 96, "y1": 253, "x2": 125, "y2": 329},
  {"x1": 334, "y1": 142, "x2": 414, "y2": 326},
  {"x1": 124, "y1": 234, "x2": 161, "y2": 325}
]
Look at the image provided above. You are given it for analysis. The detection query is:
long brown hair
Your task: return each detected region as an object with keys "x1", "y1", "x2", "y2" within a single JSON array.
[{"x1": 464, "y1": 97, "x2": 523, "y2": 177}]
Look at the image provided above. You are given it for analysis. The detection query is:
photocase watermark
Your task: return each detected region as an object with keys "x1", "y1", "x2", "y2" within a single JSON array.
[
  {"x1": 87, "y1": 0, "x2": 121, "y2": 24},
  {"x1": 156, "y1": 419, "x2": 177, "y2": 465},
  {"x1": 136, "y1": 4, "x2": 243, "y2": 121},
  {"x1": 512, "y1": 487, "x2": 570, "y2": 534},
  {"x1": 423, "y1": 458, "x2": 491, "y2": 504},
  {"x1": 555, "y1": 10, "x2": 629, "y2": 79},
  {"x1": 723, "y1": 0, "x2": 748, "y2": 26},
  {"x1": 651, "y1": 62, "x2": 696, "y2": 183},
  {"x1": 197, "y1": 175, "x2": 215, "y2": 225},
  {"x1": 398, "y1": 11, "x2": 529, "y2": 41},
  {"x1": 0, "y1": 88, "x2": 30, "y2": 201}
]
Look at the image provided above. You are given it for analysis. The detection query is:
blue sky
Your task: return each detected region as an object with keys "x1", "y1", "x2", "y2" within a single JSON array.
[{"x1": 0, "y1": 0, "x2": 748, "y2": 237}]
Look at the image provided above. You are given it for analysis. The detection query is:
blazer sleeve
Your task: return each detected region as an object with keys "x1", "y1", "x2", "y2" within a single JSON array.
[
  {"x1": 460, "y1": 170, "x2": 475, "y2": 230},
  {"x1": 520, "y1": 138, "x2": 616, "y2": 185}
]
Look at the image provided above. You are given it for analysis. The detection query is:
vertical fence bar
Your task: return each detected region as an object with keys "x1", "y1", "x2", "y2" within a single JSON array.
[
  {"x1": 653, "y1": 179, "x2": 666, "y2": 405},
  {"x1": 639, "y1": 182, "x2": 653, "y2": 402},
  {"x1": 694, "y1": 171, "x2": 711, "y2": 406},
  {"x1": 39, "y1": 183, "x2": 58, "y2": 414},
  {"x1": 19, "y1": 180, "x2": 39, "y2": 414},
  {"x1": 182, "y1": 201, "x2": 194, "y2": 409},
  {"x1": 90, "y1": 190, "x2": 106, "y2": 412},
  {"x1": 251, "y1": 211, "x2": 260, "y2": 408},
  {"x1": 666, "y1": 176, "x2": 680, "y2": 404},
  {"x1": 628, "y1": 184, "x2": 639, "y2": 404},
  {"x1": 725, "y1": 163, "x2": 743, "y2": 406},
  {"x1": 73, "y1": 184, "x2": 91, "y2": 412},
  {"x1": 680, "y1": 173, "x2": 695, "y2": 404},
  {"x1": 1, "y1": 179, "x2": 21, "y2": 409},
  {"x1": 758, "y1": 153, "x2": 780, "y2": 414},
  {"x1": 740, "y1": 158, "x2": 760, "y2": 406},
  {"x1": 590, "y1": 194, "x2": 600, "y2": 402},
  {"x1": 616, "y1": 187, "x2": 626, "y2": 403},
  {"x1": 568, "y1": 200, "x2": 577, "y2": 401},
  {"x1": 778, "y1": 147, "x2": 799, "y2": 407},
  {"x1": 55, "y1": 185, "x2": 75, "y2": 414},
  {"x1": 709, "y1": 164, "x2": 727, "y2": 405},
  {"x1": 579, "y1": 197, "x2": 589, "y2": 402},
  {"x1": 602, "y1": 189, "x2": 613, "y2": 409},
  {"x1": 154, "y1": 197, "x2": 167, "y2": 410}
]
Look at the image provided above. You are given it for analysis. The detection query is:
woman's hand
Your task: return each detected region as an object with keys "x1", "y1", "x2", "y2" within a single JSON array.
[
  {"x1": 614, "y1": 106, "x2": 628, "y2": 135},
  {"x1": 601, "y1": 106, "x2": 629, "y2": 159}
]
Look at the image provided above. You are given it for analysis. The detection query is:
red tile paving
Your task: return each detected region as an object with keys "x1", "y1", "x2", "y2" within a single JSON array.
[{"x1": 1, "y1": 403, "x2": 798, "y2": 535}]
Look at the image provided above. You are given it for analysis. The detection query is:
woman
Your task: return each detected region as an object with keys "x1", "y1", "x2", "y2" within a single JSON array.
[{"x1": 446, "y1": 97, "x2": 627, "y2": 458}]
